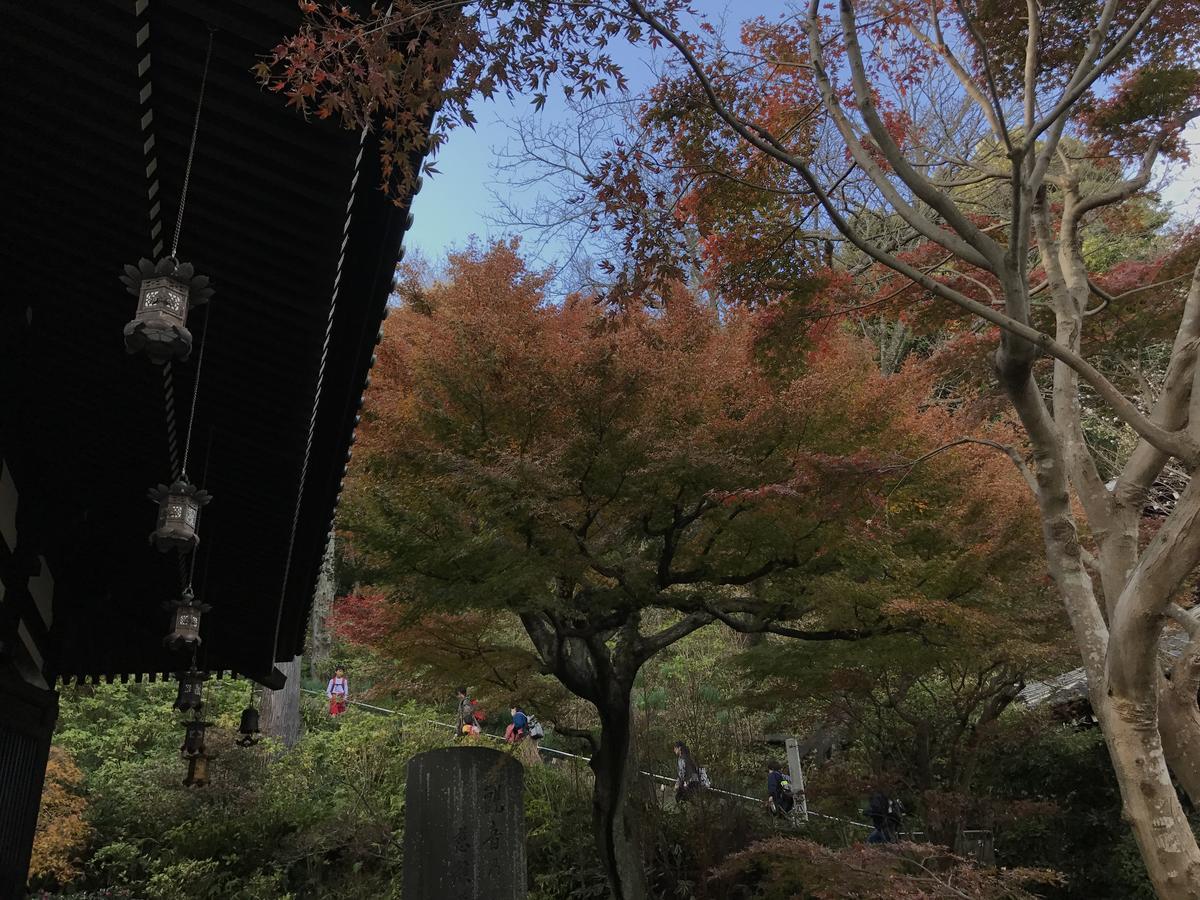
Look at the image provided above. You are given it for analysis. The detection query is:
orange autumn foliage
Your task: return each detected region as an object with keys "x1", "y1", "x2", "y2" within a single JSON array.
[{"x1": 29, "y1": 746, "x2": 90, "y2": 887}]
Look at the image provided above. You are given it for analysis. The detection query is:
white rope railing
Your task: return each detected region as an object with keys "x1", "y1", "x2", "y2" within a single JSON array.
[{"x1": 299, "y1": 688, "x2": 872, "y2": 830}]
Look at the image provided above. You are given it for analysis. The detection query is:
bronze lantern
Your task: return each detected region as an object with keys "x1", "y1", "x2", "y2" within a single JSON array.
[
  {"x1": 183, "y1": 753, "x2": 211, "y2": 787},
  {"x1": 236, "y1": 707, "x2": 261, "y2": 747},
  {"x1": 148, "y1": 479, "x2": 211, "y2": 553},
  {"x1": 180, "y1": 716, "x2": 214, "y2": 787},
  {"x1": 120, "y1": 258, "x2": 214, "y2": 364},
  {"x1": 163, "y1": 589, "x2": 211, "y2": 651},
  {"x1": 174, "y1": 669, "x2": 206, "y2": 713}
]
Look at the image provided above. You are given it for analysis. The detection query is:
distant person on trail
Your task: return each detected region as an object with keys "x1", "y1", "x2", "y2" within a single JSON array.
[
  {"x1": 505, "y1": 705, "x2": 529, "y2": 743},
  {"x1": 766, "y1": 761, "x2": 795, "y2": 817},
  {"x1": 455, "y1": 686, "x2": 479, "y2": 737},
  {"x1": 674, "y1": 741, "x2": 702, "y2": 802},
  {"x1": 326, "y1": 666, "x2": 349, "y2": 716},
  {"x1": 864, "y1": 791, "x2": 902, "y2": 843}
]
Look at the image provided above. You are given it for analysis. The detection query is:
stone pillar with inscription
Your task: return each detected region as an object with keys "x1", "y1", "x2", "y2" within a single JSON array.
[{"x1": 402, "y1": 746, "x2": 526, "y2": 900}]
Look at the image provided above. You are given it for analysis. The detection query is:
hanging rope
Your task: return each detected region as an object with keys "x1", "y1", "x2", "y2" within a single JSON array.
[{"x1": 171, "y1": 28, "x2": 215, "y2": 261}]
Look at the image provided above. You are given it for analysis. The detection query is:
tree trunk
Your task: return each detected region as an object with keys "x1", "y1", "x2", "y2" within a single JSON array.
[
  {"x1": 1159, "y1": 648, "x2": 1200, "y2": 804},
  {"x1": 259, "y1": 655, "x2": 302, "y2": 749},
  {"x1": 590, "y1": 691, "x2": 648, "y2": 900},
  {"x1": 1096, "y1": 689, "x2": 1200, "y2": 897},
  {"x1": 307, "y1": 539, "x2": 336, "y2": 681}
]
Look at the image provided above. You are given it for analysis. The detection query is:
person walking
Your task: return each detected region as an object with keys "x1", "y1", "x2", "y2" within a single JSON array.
[
  {"x1": 326, "y1": 666, "x2": 349, "y2": 716},
  {"x1": 673, "y1": 741, "x2": 702, "y2": 802},
  {"x1": 766, "y1": 761, "x2": 795, "y2": 817},
  {"x1": 505, "y1": 705, "x2": 529, "y2": 743},
  {"x1": 455, "y1": 686, "x2": 478, "y2": 737},
  {"x1": 864, "y1": 791, "x2": 901, "y2": 843}
]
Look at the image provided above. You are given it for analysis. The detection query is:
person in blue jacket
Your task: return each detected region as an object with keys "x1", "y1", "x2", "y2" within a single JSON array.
[{"x1": 506, "y1": 705, "x2": 529, "y2": 742}]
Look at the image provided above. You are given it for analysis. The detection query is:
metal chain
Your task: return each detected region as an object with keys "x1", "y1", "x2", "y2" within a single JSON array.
[
  {"x1": 180, "y1": 303, "x2": 210, "y2": 480},
  {"x1": 170, "y1": 28, "x2": 215, "y2": 260}
]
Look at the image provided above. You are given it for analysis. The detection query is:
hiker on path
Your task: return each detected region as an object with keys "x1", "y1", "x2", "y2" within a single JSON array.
[
  {"x1": 766, "y1": 761, "x2": 795, "y2": 817},
  {"x1": 326, "y1": 666, "x2": 349, "y2": 716},
  {"x1": 864, "y1": 791, "x2": 902, "y2": 843},
  {"x1": 505, "y1": 705, "x2": 529, "y2": 743},
  {"x1": 673, "y1": 741, "x2": 702, "y2": 802},
  {"x1": 455, "y1": 686, "x2": 479, "y2": 737}
]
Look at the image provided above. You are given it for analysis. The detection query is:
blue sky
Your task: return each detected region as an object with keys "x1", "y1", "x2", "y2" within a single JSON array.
[
  {"x1": 406, "y1": 5, "x2": 1200, "y2": 265},
  {"x1": 406, "y1": 1, "x2": 771, "y2": 263}
]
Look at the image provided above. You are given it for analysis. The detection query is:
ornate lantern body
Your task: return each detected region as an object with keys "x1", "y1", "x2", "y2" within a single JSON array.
[
  {"x1": 120, "y1": 258, "x2": 214, "y2": 364},
  {"x1": 236, "y1": 707, "x2": 261, "y2": 747},
  {"x1": 174, "y1": 669, "x2": 206, "y2": 713},
  {"x1": 164, "y1": 590, "x2": 211, "y2": 650},
  {"x1": 183, "y1": 753, "x2": 211, "y2": 787},
  {"x1": 181, "y1": 717, "x2": 214, "y2": 787},
  {"x1": 181, "y1": 718, "x2": 209, "y2": 757},
  {"x1": 148, "y1": 480, "x2": 211, "y2": 553}
]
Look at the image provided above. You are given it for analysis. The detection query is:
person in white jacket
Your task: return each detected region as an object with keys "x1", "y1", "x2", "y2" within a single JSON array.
[{"x1": 326, "y1": 666, "x2": 349, "y2": 716}]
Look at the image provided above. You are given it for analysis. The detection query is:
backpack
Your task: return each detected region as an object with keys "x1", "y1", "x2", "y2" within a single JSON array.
[
  {"x1": 527, "y1": 716, "x2": 545, "y2": 740},
  {"x1": 779, "y1": 777, "x2": 794, "y2": 799},
  {"x1": 698, "y1": 767, "x2": 712, "y2": 789},
  {"x1": 470, "y1": 700, "x2": 486, "y2": 723}
]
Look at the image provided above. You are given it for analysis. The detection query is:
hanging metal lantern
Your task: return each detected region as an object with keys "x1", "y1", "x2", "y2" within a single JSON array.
[
  {"x1": 180, "y1": 717, "x2": 210, "y2": 757},
  {"x1": 180, "y1": 716, "x2": 214, "y2": 787},
  {"x1": 183, "y1": 753, "x2": 211, "y2": 787},
  {"x1": 163, "y1": 589, "x2": 211, "y2": 651},
  {"x1": 174, "y1": 668, "x2": 206, "y2": 712},
  {"x1": 236, "y1": 707, "x2": 261, "y2": 747},
  {"x1": 148, "y1": 479, "x2": 211, "y2": 553},
  {"x1": 120, "y1": 258, "x2": 214, "y2": 364}
]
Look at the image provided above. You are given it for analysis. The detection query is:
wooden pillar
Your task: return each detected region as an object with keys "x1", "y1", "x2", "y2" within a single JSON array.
[
  {"x1": 0, "y1": 672, "x2": 57, "y2": 900},
  {"x1": 785, "y1": 737, "x2": 808, "y2": 822},
  {"x1": 260, "y1": 655, "x2": 302, "y2": 749}
]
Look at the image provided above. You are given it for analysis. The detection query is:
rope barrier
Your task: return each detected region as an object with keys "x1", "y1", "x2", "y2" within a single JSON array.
[{"x1": 299, "y1": 688, "x2": 872, "y2": 830}]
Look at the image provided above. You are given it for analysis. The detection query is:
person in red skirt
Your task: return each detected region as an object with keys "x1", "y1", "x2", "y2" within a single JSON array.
[{"x1": 326, "y1": 666, "x2": 349, "y2": 716}]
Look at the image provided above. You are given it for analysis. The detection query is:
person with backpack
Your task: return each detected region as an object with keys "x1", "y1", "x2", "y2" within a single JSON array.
[
  {"x1": 506, "y1": 705, "x2": 529, "y2": 743},
  {"x1": 863, "y1": 791, "x2": 901, "y2": 843},
  {"x1": 766, "y1": 761, "x2": 795, "y2": 817},
  {"x1": 326, "y1": 666, "x2": 349, "y2": 716},
  {"x1": 674, "y1": 741, "x2": 703, "y2": 802},
  {"x1": 455, "y1": 686, "x2": 479, "y2": 737}
]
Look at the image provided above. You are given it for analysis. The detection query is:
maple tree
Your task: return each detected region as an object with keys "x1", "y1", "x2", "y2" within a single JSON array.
[
  {"x1": 257, "y1": 0, "x2": 695, "y2": 199},
  {"x1": 340, "y1": 240, "x2": 1017, "y2": 898}
]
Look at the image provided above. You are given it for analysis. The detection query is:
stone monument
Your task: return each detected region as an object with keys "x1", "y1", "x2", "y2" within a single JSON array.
[{"x1": 402, "y1": 746, "x2": 527, "y2": 900}]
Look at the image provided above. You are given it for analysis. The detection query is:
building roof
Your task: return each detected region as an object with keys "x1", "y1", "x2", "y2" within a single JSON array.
[
  {"x1": 0, "y1": 0, "x2": 422, "y2": 685},
  {"x1": 1018, "y1": 629, "x2": 1193, "y2": 709}
]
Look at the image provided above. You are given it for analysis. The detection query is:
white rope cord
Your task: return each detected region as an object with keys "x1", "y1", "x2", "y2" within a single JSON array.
[
  {"x1": 266, "y1": 127, "x2": 368, "y2": 673},
  {"x1": 298, "y1": 688, "x2": 872, "y2": 830}
]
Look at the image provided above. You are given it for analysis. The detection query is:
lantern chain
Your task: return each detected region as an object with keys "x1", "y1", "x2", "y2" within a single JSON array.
[
  {"x1": 180, "y1": 304, "x2": 210, "y2": 482},
  {"x1": 170, "y1": 27, "x2": 216, "y2": 262}
]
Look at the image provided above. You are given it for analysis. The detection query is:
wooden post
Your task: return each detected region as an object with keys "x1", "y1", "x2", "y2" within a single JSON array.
[
  {"x1": 259, "y1": 656, "x2": 302, "y2": 749},
  {"x1": 785, "y1": 737, "x2": 808, "y2": 822}
]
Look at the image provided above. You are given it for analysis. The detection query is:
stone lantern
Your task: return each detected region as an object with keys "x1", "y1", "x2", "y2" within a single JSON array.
[
  {"x1": 148, "y1": 479, "x2": 211, "y2": 553},
  {"x1": 120, "y1": 258, "x2": 214, "y2": 364},
  {"x1": 174, "y1": 668, "x2": 206, "y2": 713},
  {"x1": 163, "y1": 589, "x2": 211, "y2": 651}
]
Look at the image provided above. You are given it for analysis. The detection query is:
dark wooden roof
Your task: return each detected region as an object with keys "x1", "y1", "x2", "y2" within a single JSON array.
[{"x1": 0, "y1": 0, "x2": 420, "y2": 685}]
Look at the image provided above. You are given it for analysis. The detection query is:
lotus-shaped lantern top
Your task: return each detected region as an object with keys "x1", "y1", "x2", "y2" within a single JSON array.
[
  {"x1": 120, "y1": 257, "x2": 214, "y2": 305},
  {"x1": 121, "y1": 258, "x2": 214, "y2": 364}
]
